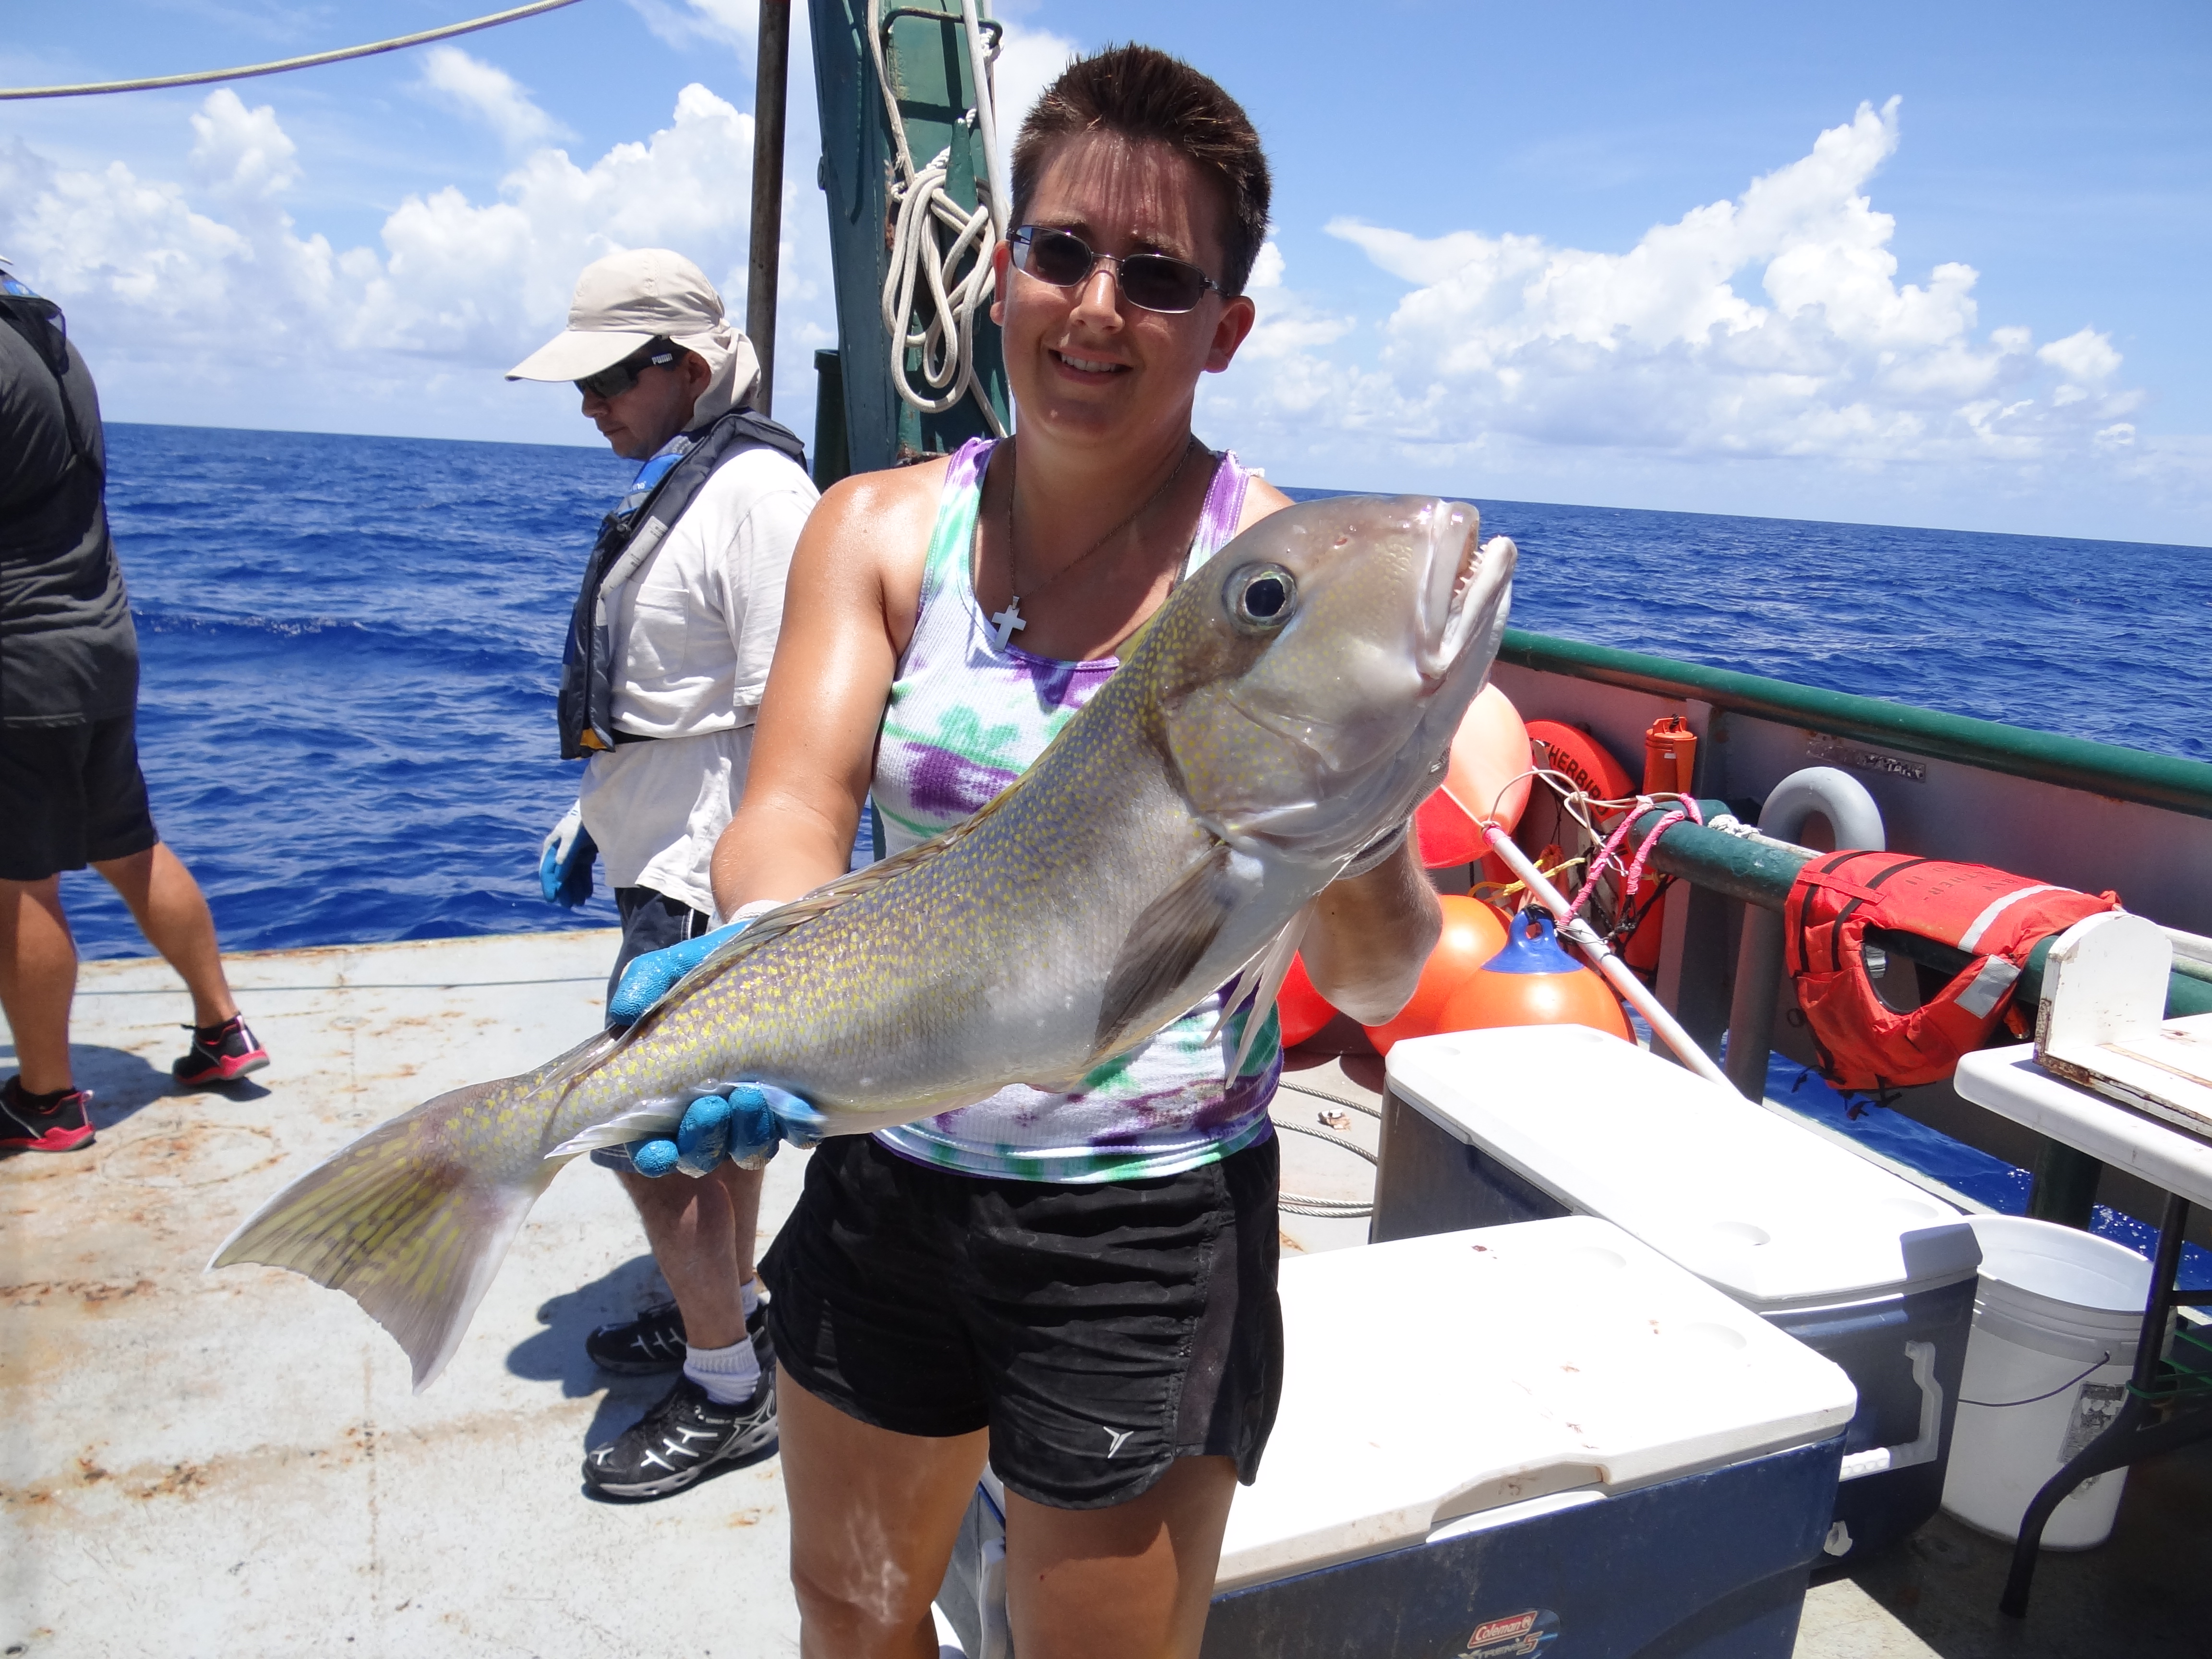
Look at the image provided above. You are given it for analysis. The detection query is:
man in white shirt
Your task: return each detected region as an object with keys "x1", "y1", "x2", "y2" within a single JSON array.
[{"x1": 508, "y1": 249, "x2": 817, "y2": 1499}]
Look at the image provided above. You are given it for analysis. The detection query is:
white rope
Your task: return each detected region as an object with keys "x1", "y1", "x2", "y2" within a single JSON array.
[
  {"x1": 0, "y1": 0, "x2": 584, "y2": 100},
  {"x1": 867, "y1": 0, "x2": 1007, "y2": 436}
]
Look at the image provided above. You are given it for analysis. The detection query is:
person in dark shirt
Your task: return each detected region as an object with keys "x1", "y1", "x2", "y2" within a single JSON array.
[{"x1": 1, "y1": 263, "x2": 267, "y2": 1153}]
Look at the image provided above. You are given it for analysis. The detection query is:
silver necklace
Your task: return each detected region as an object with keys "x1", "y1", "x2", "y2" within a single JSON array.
[{"x1": 988, "y1": 434, "x2": 1205, "y2": 649}]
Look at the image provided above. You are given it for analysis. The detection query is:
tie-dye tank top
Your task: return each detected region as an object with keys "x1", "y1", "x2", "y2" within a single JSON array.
[{"x1": 869, "y1": 436, "x2": 1280, "y2": 1184}]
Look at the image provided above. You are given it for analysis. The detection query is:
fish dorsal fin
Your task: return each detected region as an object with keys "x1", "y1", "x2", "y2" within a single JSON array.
[
  {"x1": 1096, "y1": 840, "x2": 1255, "y2": 1054},
  {"x1": 631, "y1": 801, "x2": 1005, "y2": 1030}
]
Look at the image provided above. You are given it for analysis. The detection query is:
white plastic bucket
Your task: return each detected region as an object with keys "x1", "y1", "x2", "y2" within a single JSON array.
[{"x1": 1939, "y1": 1215, "x2": 2154, "y2": 1548}]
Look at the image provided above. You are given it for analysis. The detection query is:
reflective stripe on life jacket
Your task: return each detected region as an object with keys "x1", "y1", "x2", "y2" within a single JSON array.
[{"x1": 1784, "y1": 850, "x2": 2119, "y2": 1091}]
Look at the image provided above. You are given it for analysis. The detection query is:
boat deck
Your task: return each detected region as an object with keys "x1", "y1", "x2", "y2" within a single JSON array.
[{"x1": 4, "y1": 934, "x2": 2205, "y2": 1656}]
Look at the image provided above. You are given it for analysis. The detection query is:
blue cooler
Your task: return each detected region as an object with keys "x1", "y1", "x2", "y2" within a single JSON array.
[
  {"x1": 937, "y1": 1218, "x2": 1856, "y2": 1659},
  {"x1": 1374, "y1": 1024, "x2": 1983, "y2": 1566}
]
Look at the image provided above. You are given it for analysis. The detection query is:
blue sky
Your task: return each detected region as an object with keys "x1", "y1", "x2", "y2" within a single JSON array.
[{"x1": 4, "y1": 0, "x2": 2207, "y2": 543}]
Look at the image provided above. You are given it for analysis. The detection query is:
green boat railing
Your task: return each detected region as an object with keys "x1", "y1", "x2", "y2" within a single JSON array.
[{"x1": 1500, "y1": 627, "x2": 2212, "y2": 821}]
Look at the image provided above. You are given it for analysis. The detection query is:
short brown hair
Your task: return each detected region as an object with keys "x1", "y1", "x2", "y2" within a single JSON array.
[{"x1": 1010, "y1": 45, "x2": 1271, "y2": 298}]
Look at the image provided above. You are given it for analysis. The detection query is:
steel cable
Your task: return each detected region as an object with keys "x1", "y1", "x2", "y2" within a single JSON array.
[{"x1": 1, "y1": 1, "x2": 585, "y2": 100}]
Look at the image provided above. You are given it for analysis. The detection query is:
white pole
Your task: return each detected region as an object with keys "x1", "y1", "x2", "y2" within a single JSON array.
[{"x1": 1481, "y1": 823, "x2": 1735, "y2": 1092}]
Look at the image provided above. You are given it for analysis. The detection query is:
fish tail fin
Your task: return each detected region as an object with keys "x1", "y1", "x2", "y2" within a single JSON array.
[{"x1": 209, "y1": 1078, "x2": 564, "y2": 1393}]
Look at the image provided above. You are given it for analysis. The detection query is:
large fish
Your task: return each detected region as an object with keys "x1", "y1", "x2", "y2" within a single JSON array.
[{"x1": 213, "y1": 496, "x2": 1515, "y2": 1388}]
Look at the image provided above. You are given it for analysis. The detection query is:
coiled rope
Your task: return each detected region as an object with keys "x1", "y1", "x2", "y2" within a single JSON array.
[
  {"x1": 1273, "y1": 1080, "x2": 1382, "y2": 1219},
  {"x1": 0, "y1": 0, "x2": 584, "y2": 100},
  {"x1": 866, "y1": 0, "x2": 1008, "y2": 436}
]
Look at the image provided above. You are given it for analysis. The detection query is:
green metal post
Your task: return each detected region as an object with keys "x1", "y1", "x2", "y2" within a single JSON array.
[{"x1": 809, "y1": 0, "x2": 1010, "y2": 473}]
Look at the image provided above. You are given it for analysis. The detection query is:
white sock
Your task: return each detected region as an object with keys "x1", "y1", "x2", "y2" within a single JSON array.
[
  {"x1": 740, "y1": 1278, "x2": 762, "y2": 1319},
  {"x1": 684, "y1": 1335, "x2": 762, "y2": 1405}
]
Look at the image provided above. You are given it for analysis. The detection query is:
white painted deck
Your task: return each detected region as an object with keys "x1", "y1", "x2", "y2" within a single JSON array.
[{"x1": 4, "y1": 934, "x2": 2206, "y2": 1657}]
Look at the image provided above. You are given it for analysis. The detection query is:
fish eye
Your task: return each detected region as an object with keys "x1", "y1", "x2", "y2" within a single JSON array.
[{"x1": 1228, "y1": 564, "x2": 1296, "y2": 631}]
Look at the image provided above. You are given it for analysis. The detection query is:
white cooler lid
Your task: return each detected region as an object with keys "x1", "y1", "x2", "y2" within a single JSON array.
[
  {"x1": 1217, "y1": 1217, "x2": 1857, "y2": 1591},
  {"x1": 1386, "y1": 1026, "x2": 1979, "y2": 1310}
]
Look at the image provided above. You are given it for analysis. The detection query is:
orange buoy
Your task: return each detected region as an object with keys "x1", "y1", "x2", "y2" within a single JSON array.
[
  {"x1": 1436, "y1": 909, "x2": 1632, "y2": 1042},
  {"x1": 1414, "y1": 685, "x2": 1533, "y2": 867},
  {"x1": 1274, "y1": 952, "x2": 1337, "y2": 1048},
  {"x1": 1362, "y1": 895, "x2": 1511, "y2": 1056}
]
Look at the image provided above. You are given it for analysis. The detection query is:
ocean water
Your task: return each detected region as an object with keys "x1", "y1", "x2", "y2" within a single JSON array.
[{"x1": 66, "y1": 421, "x2": 2207, "y2": 963}]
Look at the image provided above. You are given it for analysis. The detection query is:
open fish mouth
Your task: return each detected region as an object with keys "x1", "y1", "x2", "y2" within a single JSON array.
[{"x1": 1419, "y1": 504, "x2": 1496, "y2": 683}]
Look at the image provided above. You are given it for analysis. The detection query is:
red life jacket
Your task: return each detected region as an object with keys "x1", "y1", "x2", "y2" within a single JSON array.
[{"x1": 1785, "y1": 852, "x2": 2120, "y2": 1091}]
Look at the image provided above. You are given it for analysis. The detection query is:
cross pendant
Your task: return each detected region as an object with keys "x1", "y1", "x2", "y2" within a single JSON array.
[{"x1": 990, "y1": 596, "x2": 1026, "y2": 649}]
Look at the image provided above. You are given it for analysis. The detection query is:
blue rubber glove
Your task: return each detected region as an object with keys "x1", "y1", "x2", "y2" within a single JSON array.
[
  {"x1": 625, "y1": 1082, "x2": 831, "y2": 1178},
  {"x1": 606, "y1": 920, "x2": 748, "y2": 1030},
  {"x1": 539, "y1": 804, "x2": 597, "y2": 910}
]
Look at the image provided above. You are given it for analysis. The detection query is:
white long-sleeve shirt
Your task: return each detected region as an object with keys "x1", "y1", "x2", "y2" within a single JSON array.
[{"x1": 577, "y1": 443, "x2": 817, "y2": 914}]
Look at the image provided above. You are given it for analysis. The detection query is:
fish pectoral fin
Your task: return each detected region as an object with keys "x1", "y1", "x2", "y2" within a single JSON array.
[
  {"x1": 209, "y1": 1076, "x2": 565, "y2": 1394},
  {"x1": 1232, "y1": 906, "x2": 1312, "y2": 1077},
  {"x1": 546, "y1": 1101, "x2": 687, "y2": 1158},
  {"x1": 1096, "y1": 842, "x2": 1250, "y2": 1053}
]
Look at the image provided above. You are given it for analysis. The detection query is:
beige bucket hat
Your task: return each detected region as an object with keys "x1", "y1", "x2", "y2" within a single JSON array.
[{"x1": 508, "y1": 248, "x2": 759, "y2": 419}]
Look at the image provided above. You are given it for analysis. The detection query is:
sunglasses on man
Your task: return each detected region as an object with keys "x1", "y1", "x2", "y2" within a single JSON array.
[
  {"x1": 577, "y1": 340, "x2": 679, "y2": 400},
  {"x1": 1008, "y1": 227, "x2": 1224, "y2": 315}
]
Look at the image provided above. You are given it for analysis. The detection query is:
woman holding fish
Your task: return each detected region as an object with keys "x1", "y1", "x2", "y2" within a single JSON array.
[
  {"x1": 214, "y1": 40, "x2": 1514, "y2": 1656},
  {"x1": 709, "y1": 47, "x2": 1445, "y2": 1659}
]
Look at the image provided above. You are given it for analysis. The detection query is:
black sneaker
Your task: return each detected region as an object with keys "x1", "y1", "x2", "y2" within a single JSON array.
[
  {"x1": 584, "y1": 1295, "x2": 774, "y2": 1375},
  {"x1": 581, "y1": 1371, "x2": 777, "y2": 1499},
  {"x1": 1, "y1": 1076, "x2": 95, "y2": 1154},
  {"x1": 173, "y1": 1014, "x2": 269, "y2": 1087}
]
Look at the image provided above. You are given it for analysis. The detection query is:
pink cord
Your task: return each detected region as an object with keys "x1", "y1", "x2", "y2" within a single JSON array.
[
  {"x1": 1621, "y1": 796, "x2": 1704, "y2": 900},
  {"x1": 1564, "y1": 797, "x2": 1649, "y2": 916}
]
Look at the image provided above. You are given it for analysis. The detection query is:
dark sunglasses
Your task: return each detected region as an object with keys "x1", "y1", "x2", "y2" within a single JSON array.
[
  {"x1": 1008, "y1": 227, "x2": 1223, "y2": 314},
  {"x1": 577, "y1": 340, "x2": 678, "y2": 399}
]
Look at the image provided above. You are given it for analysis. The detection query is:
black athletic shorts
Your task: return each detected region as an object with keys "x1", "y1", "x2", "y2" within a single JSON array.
[
  {"x1": 0, "y1": 714, "x2": 158, "y2": 882},
  {"x1": 762, "y1": 1130, "x2": 1284, "y2": 1510}
]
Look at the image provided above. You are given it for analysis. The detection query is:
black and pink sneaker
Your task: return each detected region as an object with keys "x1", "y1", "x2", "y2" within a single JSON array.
[
  {"x1": 1, "y1": 1076, "x2": 96, "y2": 1154},
  {"x1": 173, "y1": 1014, "x2": 270, "y2": 1087}
]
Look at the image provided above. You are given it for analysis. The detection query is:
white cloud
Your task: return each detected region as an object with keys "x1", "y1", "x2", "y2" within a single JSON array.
[
  {"x1": 1218, "y1": 99, "x2": 2160, "y2": 487},
  {"x1": 0, "y1": 85, "x2": 778, "y2": 431},
  {"x1": 2037, "y1": 326, "x2": 2122, "y2": 384},
  {"x1": 189, "y1": 89, "x2": 301, "y2": 200},
  {"x1": 627, "y1": 0, "x2": 759, "y2": 64},
  {"x1": 416, "y1": 46, "x2": 572, "y2": 151}
]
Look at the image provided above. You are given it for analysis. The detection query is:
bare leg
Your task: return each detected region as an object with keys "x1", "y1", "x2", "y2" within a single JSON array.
[
  {"x1": 1005, "y1": 1457, "x2": 1239, "y2": 1659},
  {"x1": 0, "y1": 876, "x2": 78, "y2": 1094},
  {"x1": 780, "y1": 1371, "x2": 988, "y2": 1659},
  {"x1": 613, "y1": 1160, "x2": 763, "y2": 1350},
  {"x1": 91, "y1": 844, "x2": 237, "y2": 1028}
]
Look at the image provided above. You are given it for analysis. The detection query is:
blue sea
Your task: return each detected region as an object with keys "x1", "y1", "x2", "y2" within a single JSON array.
[
  {"x1": 51, "y1": 423, "x2": 2212, "y2": 1274},
  {"x1": 79, "y1": 422, "x2": 2209, "y2": 970}
]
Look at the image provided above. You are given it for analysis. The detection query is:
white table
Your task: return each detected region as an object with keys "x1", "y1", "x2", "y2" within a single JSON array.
[
  {"x1": 1952, "y1": 1044, "x2": 2212, "y2": 1617},
  {"x1": 1956, "y1": 1044, "x2": 2212, "y2": 1208}
]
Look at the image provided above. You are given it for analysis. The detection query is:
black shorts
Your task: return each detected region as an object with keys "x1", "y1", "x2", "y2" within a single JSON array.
[
  {"x1": 762, "y1": 1131, "x2": 1283, "y2": 1511},
  {"x1": 0, "y1": 714, "x2": 158, "y2": 882}
]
